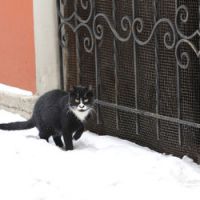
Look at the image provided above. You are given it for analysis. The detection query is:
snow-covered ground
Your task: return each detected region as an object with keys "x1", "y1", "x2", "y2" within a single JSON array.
[
  {"x1": 0, "y1": 110, "x2": 200, "y2": 200},
  {"x1": 0, "y1": 83, "x2": 33, "y2": 96}
]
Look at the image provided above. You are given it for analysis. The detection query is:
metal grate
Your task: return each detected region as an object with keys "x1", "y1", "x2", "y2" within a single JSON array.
[{"x1": 57, "y1": 0, "x2": 200, "y2": 163}]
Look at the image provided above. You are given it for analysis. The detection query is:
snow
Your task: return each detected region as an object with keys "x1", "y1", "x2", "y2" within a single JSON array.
[
  {"x1": 0, "y1": 110, "x2": 200, "y2": 200},
  {"x1": 0, "y1": 83, "x2": 33, "y2": 96}
]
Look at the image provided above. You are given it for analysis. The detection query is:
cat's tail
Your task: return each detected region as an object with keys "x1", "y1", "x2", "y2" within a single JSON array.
[{"x1": 0, "y1": 118, "x2": 35, "y2": 131}]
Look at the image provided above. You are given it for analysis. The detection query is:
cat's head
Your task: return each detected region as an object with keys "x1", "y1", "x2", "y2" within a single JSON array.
[{"x1": 69, "y1": 85, "x2": 94, "y2": 113}]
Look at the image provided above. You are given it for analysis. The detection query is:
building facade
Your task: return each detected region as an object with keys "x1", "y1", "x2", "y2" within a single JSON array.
[{"x1": 0, "y1": 0, "x2": 61, "y2": 95}]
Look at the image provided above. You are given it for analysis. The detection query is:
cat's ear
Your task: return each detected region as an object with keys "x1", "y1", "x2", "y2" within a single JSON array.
[
  {"x1": 87, "y1": 85, "x2": 93, "y2": 97},
  {"x1": 69, "y1": 85, "x2": 75, "y2": 92}
]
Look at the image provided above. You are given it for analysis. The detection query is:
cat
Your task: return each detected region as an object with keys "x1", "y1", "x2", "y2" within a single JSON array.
[{"x1": 0, "y1": 85, "x2": 94, "y2": 150}]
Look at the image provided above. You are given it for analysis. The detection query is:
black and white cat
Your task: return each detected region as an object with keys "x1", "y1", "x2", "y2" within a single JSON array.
[{"x1": 0, "y1": 85, "x2": 94, "y2": 150}]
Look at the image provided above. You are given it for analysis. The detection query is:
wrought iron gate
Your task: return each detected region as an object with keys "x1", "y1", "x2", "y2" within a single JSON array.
[{"x1": 57, "y1": 0, "x2": 200, "y2": 162}]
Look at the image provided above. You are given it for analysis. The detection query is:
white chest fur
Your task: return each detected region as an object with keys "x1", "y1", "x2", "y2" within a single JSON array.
[{"x1": 70, "y1": 108, "x2": 90, "y2": 122}]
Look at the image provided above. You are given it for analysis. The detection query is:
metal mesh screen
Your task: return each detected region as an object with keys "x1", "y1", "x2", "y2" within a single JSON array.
[{"x1": 58, "y1": 0, "x2": 200, "y2": 163}]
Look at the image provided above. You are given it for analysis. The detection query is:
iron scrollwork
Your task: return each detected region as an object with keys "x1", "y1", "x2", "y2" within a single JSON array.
[
  {"x1": 132, "y1": 17, "x2": 176, "y2": 49},
  {"x1": 58, "y1": 1, "x2": 200, "y2": 69},
  {"x1": 175, "y1": 5, "x2": 200, "y2": 69},
  {"x1": 93, "y1": 14, "x2": 132, "y2": 42},
  {"x1": 57, "y1": 0, "x2": 94, "y2": 53}
]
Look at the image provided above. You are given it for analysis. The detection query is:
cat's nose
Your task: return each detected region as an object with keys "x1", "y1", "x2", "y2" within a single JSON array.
[{"x1": 79, "y1": 104, "x2": 84, "y2": 108}]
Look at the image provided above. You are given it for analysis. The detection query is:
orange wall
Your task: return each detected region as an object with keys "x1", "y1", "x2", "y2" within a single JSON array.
[{"x1": 0, "y1": 0, "x2": 36, "y2": 93}]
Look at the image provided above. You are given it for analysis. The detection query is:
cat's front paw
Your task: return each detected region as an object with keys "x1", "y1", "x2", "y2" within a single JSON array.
[
  {"x1": 73, "y1": 133, "x2": 81, "y2": 140},
  {"x1": 65, "y1": 145, "x2": 74, "y2": 151},
  {"x1": 73, "y1": 128, "x2": 84, "y2": 140}
]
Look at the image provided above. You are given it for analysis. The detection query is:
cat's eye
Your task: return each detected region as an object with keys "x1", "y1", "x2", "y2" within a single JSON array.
[
  {"x1": 84, "y1": 98, "x2": 89, "y2": 103},
  {"x1": 75, "y1": 98, "x2": 80, "y2": 103}
]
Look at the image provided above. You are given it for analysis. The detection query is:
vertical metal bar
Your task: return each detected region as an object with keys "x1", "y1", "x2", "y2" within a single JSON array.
[
  {"x1": 132, "y1": 0, "x2": 139, "y2": 135},
  {"x1": 57, "y1": 0, "x2": 64, "y2": 90},
  {"x1": 198, "y1": 1, "x2": 200, "y2": 153},
  {"x1": 153, "y1": 0, "x2": 160, "y2": 140},
  {"x1": 175, "y1": 0, "x2": 182, "y2": 146},
  {"x1": 94, "y1": 1, "x2": 100, "y2": 125},
  {"x1": 112, "y1": 0, "x2": 119, "y2": 130},
  {"x1": 199, "y1": 0, "x2": 200, "y2": 52},
  {"x1": 198, "y1": 0, "x2": 200, "y2": 160},
  {"x1": 75, "y1": 0, "x2": 81, "y2": 85}
]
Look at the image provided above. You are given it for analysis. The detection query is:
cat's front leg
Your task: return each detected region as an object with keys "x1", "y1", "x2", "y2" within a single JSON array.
[
  {"x1": 61, "y1": 119, "x2": 74, "y2": 150},
  {"x1": 62, "y1": 127, "x2": 73, "y2": 150},
  {"x1": 73, "y1": 125, "x2": 84, "y2": 140},
  {"x1": 63, "y1": 132, "x2": 73, "y2": 150}
]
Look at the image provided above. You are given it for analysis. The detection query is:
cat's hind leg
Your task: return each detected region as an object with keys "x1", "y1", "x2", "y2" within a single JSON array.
[
  {"x1": 38, "y1": 126, "x2": 52, "y2": 142},
  {"x1": 39, "y1": 131, "x2": 50, "y2": 142}
]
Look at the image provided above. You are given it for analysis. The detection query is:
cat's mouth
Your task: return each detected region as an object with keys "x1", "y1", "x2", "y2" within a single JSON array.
[
  {"x1": 70, "y1": 106, "x2": 90, "y2": 113},
  {"x1": 77, "y1": 108, "x2": 88, "y2": 112}
]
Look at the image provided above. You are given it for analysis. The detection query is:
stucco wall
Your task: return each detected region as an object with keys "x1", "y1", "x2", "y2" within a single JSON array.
[
  {"x1": 0, "y1": 0, "x2": 61, "y2": 116},
  {"x1": 0, "y1": 0, "x2": 36, "y2": 93}
]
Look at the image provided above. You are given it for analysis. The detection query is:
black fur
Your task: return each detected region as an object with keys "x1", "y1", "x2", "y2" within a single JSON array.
[{"x1": 0, "y1": 86, "x2": 94, "y2": 150}]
